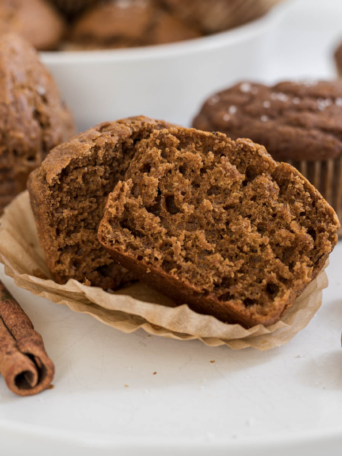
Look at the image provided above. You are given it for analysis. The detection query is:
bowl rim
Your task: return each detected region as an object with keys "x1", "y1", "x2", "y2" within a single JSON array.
[{"x1": 40, "y1": 0, "x2": 294, "y2": 65}]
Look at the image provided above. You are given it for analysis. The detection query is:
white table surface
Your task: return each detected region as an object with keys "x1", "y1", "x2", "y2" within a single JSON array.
[{"x1": 1, "y1": 0, "x2": 342, "y2": 455}]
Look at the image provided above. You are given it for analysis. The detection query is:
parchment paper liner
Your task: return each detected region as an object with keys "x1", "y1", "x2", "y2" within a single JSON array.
[{"x1": 0, "y1": 191, "x2": 329, "y2": 351}]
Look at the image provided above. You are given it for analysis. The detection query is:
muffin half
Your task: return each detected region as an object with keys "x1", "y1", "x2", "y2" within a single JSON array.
[{"x1": 99, "y1": 126, "x2": 339, "y2": 327}]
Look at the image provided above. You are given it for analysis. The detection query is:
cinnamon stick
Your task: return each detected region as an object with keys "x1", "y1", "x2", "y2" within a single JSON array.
[{"x1": 0, "y1": 282, "x2": 54, "y2": 396}]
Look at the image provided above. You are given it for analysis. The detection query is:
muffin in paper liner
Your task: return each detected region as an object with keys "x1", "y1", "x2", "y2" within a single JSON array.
[
  {"x1": 287, "y1": 157, "x2": 342, "y2": 237},
  {"x1": 0, "y1": 191, "x2": 329, "y2": 351}
]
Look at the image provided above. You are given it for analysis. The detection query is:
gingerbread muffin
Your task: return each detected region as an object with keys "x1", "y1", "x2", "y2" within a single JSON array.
[
  {"x1": 0, "y1": 33, "x2": 75, "y2": 215},
  {"x1": 193, "y1": 80, "x2": 342, "y2": 235},
  {"x1": 67, "y1": 0, "x2": 201, "y2": 50},
  {"x1": 50, "y1": 0, "x2": 98, "y2": 19},
  {"x1": 0, "y1": 0, "x2": 65, "y2": 51},
  {"x1": 159, "y1": 0, "x2": 283, "y2": 34},
  {"x1": 98, "y1": 127, "x2": 339, "y2": 328},
  {"x1": 28, "y1": 116, "x2": 172, "y2": 290}
]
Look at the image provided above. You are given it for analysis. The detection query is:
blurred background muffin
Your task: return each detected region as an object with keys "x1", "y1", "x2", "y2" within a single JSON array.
[
  {"x1": 0, "y1": 0, "x2": 284, "y2": 51},
  {"x1": 159, "y1": 0, "x2": 284, "y2": 34},
  {"x1": 147, "y1": 8, "x2": 201, "y2": 46},
  {"x1": 49, "y1": 0, "x2": 98, "y2": 19},
  {"x1": 0, "y1": 0, "x2": 65, "y2": 50},
  {"x1": 66, "y1": 0, "x2": 201, "y2": 50},
  {"x1": 0, "y1": 33, "x2": 75, "y2": 214}
]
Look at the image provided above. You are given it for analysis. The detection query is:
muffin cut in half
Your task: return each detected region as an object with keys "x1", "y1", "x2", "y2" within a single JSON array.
[
  {"x1": 28, "y1": 116, "x2": 171, "y2": 290},
  {"x1": 98, "y1": 127, "x2": 339, "y2": 327}
]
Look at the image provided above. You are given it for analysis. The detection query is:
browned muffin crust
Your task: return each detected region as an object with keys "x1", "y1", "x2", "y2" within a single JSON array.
[
  {"x1": 0, "y1": 0, "x2": 65, "y2": 51},
  {"x1": 68, "y1": 0, "x2": 201, "y2": 50},
  {"x1": 193, "y1": 80, "x2": 342, "y2": 162},
  {"x1": 0, "y1": 33, "x2": 75, "y2": 215},
  {"x1": 99, "y1": 127, "x2": 339, "y2": 328},
  {"x1": 28, "y1": 116, "x2": 173, "y2": 290}
]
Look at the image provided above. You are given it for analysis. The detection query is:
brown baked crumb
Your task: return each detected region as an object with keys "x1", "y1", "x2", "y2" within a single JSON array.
[
  {"x1": 28, "y1": 116, "x2": 172, "y2": 289},
  {"x1": 98, "y1": 127, "x2": 339, "y2": 328}
]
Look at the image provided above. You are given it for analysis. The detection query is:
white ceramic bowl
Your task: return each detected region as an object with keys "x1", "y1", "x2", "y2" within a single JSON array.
[{"x1": 41, "y1": 1, "x2": 292, "y2": 132}]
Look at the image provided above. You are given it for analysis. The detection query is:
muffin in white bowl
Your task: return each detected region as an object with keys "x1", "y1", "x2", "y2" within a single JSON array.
[
  {"x1": 65, "y1": 0, "x2": 201, "y2": 50},
  {"x1": 41, "y1": 0, "x2": 292, "y2": 130}
]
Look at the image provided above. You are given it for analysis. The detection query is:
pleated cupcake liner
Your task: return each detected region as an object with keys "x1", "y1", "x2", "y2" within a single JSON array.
[{"x1": 0, "y1": 191, "x2": 329, "y2": 351}]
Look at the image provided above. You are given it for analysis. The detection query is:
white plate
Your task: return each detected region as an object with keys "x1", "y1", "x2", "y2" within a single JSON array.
[
  {"x1": 0, "y1": 242, "x2": 341, "y2": 456},
  {"x1": 1, "y1": 0, "x2": 342, "y2": 455}
]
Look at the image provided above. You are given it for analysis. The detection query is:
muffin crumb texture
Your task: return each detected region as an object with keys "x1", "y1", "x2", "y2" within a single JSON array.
[
  {"x1": 28, "y1": 117, "x2": 172, "y2": 289},
  {"x1": 99, "y1": 127, "x2": 339, "y2": 327}
]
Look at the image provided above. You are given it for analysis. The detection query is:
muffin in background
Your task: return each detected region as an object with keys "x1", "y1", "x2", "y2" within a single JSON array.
[
  {"x1": 50, "y1": 0, "x2": 99, "y2": 19},
  {"x1": 0, "y1": 33, "x2": 75, "y2": 214},
  {"x1": 159, "y1": 0, "x2": 284, "y2": 34},
  {"x1": 193, "y1": 80, "x2": 342, "y2": 235},
  {"x1": 67, "y1": 0, "x2": 201, "y2": 49},
  {"x1": 147, "y1": 9, "x2": 202, "y2": 46},
  {"x1": 0, "y1": 0, "x2": 65, "y2": 50}
]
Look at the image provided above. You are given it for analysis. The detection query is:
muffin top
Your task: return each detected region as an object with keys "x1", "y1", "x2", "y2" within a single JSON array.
[
  {"x1": 0, "y1": 0, "x2": 65, "y2": 51},
  {"x1": 68, "y1": 0, "x2": 201, "y2": 49},
  {"x1": 0, "y1": 33, "x2": 75, "y2": 175},
  {"x1": 193, "y1": 80, "x2": 342, "y2": 161}
]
